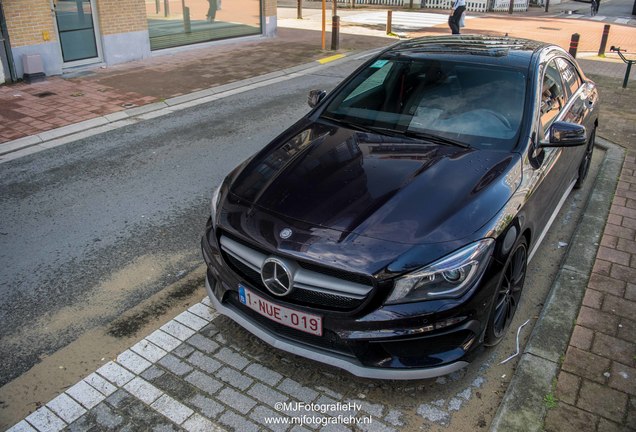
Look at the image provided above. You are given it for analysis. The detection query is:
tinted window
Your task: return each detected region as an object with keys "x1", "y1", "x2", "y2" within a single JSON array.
[
  {"x1": 540, "y1": 60, "x2": 566, "y2": 133},
  {"x1": 321, "y1": 58, "x2": 527, "y2": 151},
  {"x1": 555, "y1": 57, "x2": 582, "y2": 98}
]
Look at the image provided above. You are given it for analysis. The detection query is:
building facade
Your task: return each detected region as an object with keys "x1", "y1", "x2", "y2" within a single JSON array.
[{"x1": 0, "y1": 0, "x2": 277, "y2": 83}]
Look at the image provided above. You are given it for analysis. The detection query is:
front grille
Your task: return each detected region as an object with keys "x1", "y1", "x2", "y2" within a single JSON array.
[
  {"x1": 227, "y1": 293, "x2": 356, "y2": 357},
  {"x1": 225, "y1": 253, "x2": 262, "y2": 287},
  {"x1": 219, "y1": 233, "x2": 374, "y2": 312},
  {"x1": 298, "y1": 261, "x2": 375, "y2": 287}
]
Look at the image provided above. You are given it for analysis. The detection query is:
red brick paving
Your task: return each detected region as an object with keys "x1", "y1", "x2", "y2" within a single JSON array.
[
  {"x1": 0, "y1": 78, "x2": 156, "y2": 144},
  {"x1": 546, "y1": 152, "x2": 636, "y2": 432}
]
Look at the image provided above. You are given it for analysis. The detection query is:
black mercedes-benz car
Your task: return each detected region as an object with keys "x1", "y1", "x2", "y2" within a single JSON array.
[{"x1": 201, "y1": 36, "x2": 599, "y2": 379}]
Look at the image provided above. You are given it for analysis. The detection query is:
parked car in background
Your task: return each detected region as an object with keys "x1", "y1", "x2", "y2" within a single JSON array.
[{"x1": 201, "y1": 35, "x2": 599, "y2": 379}]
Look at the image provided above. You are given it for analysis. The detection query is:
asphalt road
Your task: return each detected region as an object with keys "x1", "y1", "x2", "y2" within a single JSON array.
[{"x1": 0, "y1": 60, "x2": 360, "y2": 387}]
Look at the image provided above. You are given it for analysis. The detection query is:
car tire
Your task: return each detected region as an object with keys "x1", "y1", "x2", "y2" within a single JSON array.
[
  {"x1": 574, "y1": 128, "x2": 595, "y2": 189},
  {"x1": 484, "y1": 236, "x2": 528, "y2": 347}
]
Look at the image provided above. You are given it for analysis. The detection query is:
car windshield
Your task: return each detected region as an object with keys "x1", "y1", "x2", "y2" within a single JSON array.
[{"x1": 321, "y1": 57, "x2": 527, "y2": 150}]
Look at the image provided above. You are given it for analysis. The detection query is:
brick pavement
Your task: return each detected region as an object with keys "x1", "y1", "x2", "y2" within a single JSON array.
[{"x1": 544, "y1": 152, "x2": 636, "y2": 432}]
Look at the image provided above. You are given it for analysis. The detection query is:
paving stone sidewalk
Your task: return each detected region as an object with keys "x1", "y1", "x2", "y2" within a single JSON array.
[
  {"x1": 7, "y1": 297, "x2": 407, "y2": 432},
  {"x1": 544, "y1": 152, "x2": 636, "y2": 432}
]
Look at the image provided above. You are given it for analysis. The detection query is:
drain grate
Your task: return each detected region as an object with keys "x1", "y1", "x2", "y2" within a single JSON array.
[{"x1": 33, "y1": 91, "x2": 56, "y2": 98}]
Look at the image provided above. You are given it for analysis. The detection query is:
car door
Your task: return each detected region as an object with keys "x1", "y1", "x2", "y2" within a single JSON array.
[
  {"x1": 523, "y1": 58, "x2": 578, "y2": 250},
  {"x1": 555, "y1": 56, "x2": 598, "y2": 174}
]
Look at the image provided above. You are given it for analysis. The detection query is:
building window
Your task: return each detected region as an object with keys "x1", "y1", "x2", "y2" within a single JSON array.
[{"x1": 146, "y1": 0, "x2": 261, "y2": 50}]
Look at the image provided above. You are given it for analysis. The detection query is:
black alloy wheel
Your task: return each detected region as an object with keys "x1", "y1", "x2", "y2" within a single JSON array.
[
  {"x1": 485, "y1": 237, "x2": 528, "y2": 346},
  {"x1": 574, "y1": 128, "x2": 595, "y2": 189}
]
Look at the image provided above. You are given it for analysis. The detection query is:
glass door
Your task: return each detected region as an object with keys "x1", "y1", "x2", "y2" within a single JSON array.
[{"x1": 54, "y1": 0, "x2": 99, "y2": 63}]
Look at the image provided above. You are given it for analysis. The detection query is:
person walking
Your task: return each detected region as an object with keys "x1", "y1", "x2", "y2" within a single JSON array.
[
  {"x1": 591, "y1": 0, "x2": 600, "y2": 15},
  {"x1": 207, "y1": 0, "x2": 217, "y2": 22},
  {"x1": 448, "y1": 0, "x2": 466, "y2": 34}
]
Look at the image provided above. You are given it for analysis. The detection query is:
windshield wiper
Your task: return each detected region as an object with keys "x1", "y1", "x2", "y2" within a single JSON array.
[
  {"x1": 403, "y1": 131, "x2": 470, "y2": 148},
  {"x1": 321, "y1": 116, "x2": 414, "y2": 139},
  {"x1": 321, "y1": 117, "x2": 469, "y2": 148}
]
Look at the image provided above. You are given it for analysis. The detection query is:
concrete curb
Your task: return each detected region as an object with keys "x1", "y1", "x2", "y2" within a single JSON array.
[
  {"x1": 0, "y1": 47, "x2": 385, "y2": 164},
  {"x1": 490, "y1": 138, "x2": 626, "y2": 432}
]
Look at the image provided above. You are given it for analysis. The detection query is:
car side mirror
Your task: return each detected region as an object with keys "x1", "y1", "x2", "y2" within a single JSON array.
[
  {"x1": 540, "y1": 121, "x2": 587, "y2": 148},
  {"x1": 308, "y1": 90, "x2": 327, "y2": 108}
]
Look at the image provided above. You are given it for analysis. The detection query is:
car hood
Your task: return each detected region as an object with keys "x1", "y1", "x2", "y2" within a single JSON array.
[{"x1": 229, "y1": 121, "x2": 520, "y2": 245}]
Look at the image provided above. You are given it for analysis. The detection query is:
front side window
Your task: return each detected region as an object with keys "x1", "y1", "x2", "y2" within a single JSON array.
[
  {"x1": 555, "y1": 57, "x2": 582, "y2": 98},
  {"x1": 540, "y1": 60, "x2": 566, "y2": 134},
  {"x1": 321, "y1": 57, "x2": 527, "y2": 150}
]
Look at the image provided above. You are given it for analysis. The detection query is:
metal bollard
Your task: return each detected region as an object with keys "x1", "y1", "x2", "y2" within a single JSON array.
[
  {"x1": 569, "y1": 33, "x2": 580, "y2": 58},
  {"x1": 331, "y1": 15, "x2": 340, "y2": 51},
  {"x1": 387, "y1": 10, "x2": 392, "y2": 35},
  {"x1": 598, "y1": 24, "x2": 610, "y2": 57}
]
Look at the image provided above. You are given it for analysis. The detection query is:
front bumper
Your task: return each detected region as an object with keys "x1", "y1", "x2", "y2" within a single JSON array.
[
  {"x1": 202, "y1": 228, "x2": 495, "y2": 379},
  {"x1": 205, "y1": 276, "x2": 470, "y2": 380}
]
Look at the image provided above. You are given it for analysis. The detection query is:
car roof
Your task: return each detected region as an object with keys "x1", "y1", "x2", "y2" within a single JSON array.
[{"x1": 385, "y1": 35, "x2": 551, "y2": 69}]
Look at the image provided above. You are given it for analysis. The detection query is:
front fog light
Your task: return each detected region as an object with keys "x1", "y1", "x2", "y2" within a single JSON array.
[{"x1": 386, "y1": 239, "x2": 495, "y2": 304}]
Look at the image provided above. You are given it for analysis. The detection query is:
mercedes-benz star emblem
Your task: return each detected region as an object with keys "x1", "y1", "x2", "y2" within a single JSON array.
[
  {"x1": 279, "y1": 228, "x2": 293, "y2": 239},
  {"x1": 261, "y1": 257, "x2": 294, "y2": 296}
]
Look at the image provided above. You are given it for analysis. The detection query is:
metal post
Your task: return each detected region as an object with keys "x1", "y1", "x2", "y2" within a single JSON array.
[
  {"x1": 321, "y1": 0, "x2": 326, "y2": 50},
  {"x1": 331, "y1": 0, "x2": 339, "y2": 50},
  {"x1": 598, "y1": 24, "x2": 610, "y2": 57},
  {"x1": 387, "y1": 10, "x2": 392, "y2": 35},
  {"x1": 544, "y1": 0, "x2": 550, "y2": 12},
  {"x1": 297, "y1": 0, "x2": 303, "y2": 20},
  {"x1": 164, "y1": 0, "x2": 170, "y2": 17},
  {"x1": 508, "y1": 0, "x2": 514, "y2": 14},
  {"x1": 331, "y1": 15, "x2": 340, "y2": 50},
  {"x1": 624, "y1": 62, "x2": 632, "y2": 88},
  {"x1": 569, "y1": 33, "x2": 580, "y2": 58},
  {"x1": 156, "y1": 0, "x2": 160, "y2": 14}
]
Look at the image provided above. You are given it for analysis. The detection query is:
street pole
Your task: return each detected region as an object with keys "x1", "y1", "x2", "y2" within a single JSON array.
[
  {"x1": 331, "y1": 0, "x2": 339, "y2": 50},
  {"x1": 297, "y1": 0, "x2": 303, "y2": 20},
  {"x1": 322, "y1": 0, "x2": 326, "y2": 50}
]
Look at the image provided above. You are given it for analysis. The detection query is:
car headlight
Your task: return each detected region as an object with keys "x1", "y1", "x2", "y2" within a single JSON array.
[
  {"x1": 210, "y1": 184, "x2": 222, "y2": 224},
  {"x1": 386, "y1": 239, "x2": 495, "y2": 304}
]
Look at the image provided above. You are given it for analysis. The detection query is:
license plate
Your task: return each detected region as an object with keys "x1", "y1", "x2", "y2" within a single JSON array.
[{"x1": 239, "y1": 285, "x2": 322, "y2": 336}]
